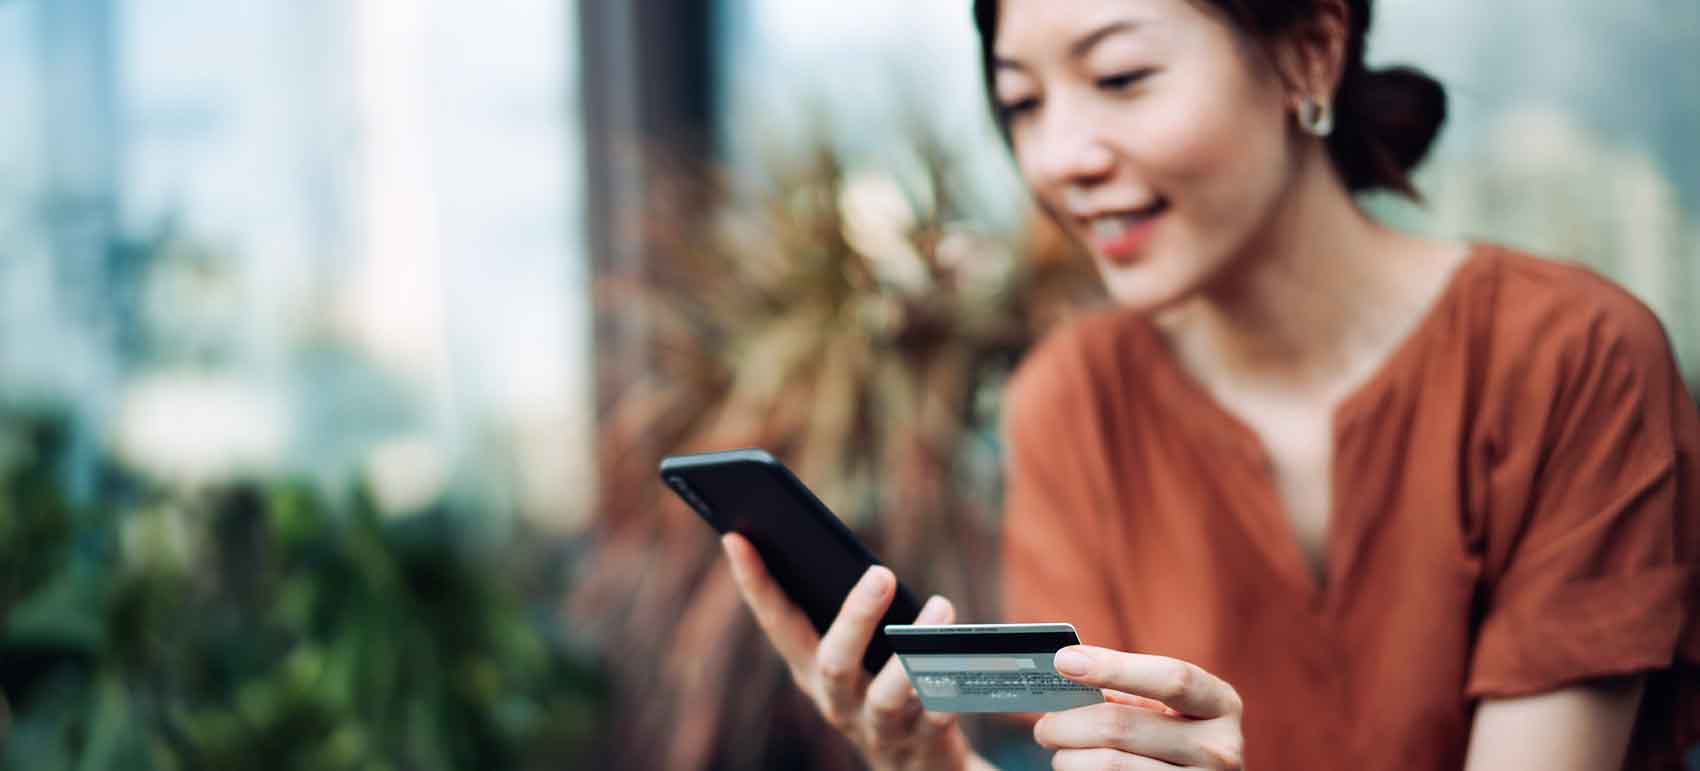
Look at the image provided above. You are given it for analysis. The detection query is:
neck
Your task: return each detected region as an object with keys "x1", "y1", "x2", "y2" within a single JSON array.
[{"x1": 1159, "y1": 152, "x2": 1429, "y2": 395}]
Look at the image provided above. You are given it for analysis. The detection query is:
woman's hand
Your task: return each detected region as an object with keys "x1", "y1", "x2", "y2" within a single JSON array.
[
  {"x1": 1035, "y1": 646, "x2": 1246, "y2": 770},
  {"x1": 721, "y1": 533, "x2": 991, "y2": 771}
]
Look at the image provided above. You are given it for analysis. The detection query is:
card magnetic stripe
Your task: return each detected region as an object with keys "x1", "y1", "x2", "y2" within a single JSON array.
[{"x1": 885, "y1": 631, "x2": 1081, "y2": 655}]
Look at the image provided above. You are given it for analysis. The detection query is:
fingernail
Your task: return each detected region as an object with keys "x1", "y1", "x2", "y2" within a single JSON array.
[
  {"x1": 919, "y1": 595, "x2": 949, "y2": 622},
  {"x1": 1053, "y1": 647, "x2": 1089, "y2": 677}
]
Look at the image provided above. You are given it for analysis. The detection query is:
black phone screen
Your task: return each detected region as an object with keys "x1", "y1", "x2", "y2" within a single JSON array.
[{"x1": 661, "y1": 449, "x2": 923, "y2": 674}]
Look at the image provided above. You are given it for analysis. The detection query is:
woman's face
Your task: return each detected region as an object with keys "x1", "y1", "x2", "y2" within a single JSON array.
[{"x1": 993, "y1": 0, "x2": 1301, "y2": 310}]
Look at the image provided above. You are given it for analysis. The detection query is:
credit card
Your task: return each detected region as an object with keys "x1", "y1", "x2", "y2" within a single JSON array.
[{"x1": 884, "y1": 623, "x2": 1103, "y2": 713}]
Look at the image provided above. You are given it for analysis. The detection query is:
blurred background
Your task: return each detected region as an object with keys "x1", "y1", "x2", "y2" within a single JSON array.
[{"x1": 0, "y1": 0, "x2": 1695, "y2": 769}]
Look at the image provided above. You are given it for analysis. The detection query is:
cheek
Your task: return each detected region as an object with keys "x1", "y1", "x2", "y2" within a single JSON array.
[
  {"x1": 1095, "y1": 72, "x2": 1293, "y2": 309},
  {"x1": 1139, "y1": 71, "x2": 1292, "y2": 229},
  {"x1": 1149, "y1": 94, "x2": 1278, "y2": 206}
]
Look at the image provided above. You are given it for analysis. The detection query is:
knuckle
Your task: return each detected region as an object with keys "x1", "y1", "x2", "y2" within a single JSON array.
[
  {"x1": 1223, "y1": 685, "x2": 1246, "y2": 717},
  {"x1": 1095, "y1": 706, "x2": 1138, "y2": 746},
  {"x1": 865, "y1": 691, "x2": 898, "y2": 716},
  {"x1": 868, "y1": 687, "x2": 917, "y2": 718},
  {"x1": 817, "y1": 656, "x2": 856, "y2": 684},
  {"x1": 868, "y1": 704, "x2": 913, "y2": 733},
  {"x1": 1198, "y1": 736, "x2": 1246, "y2": 771},
  {"x1": 1157, "y1": 659, "x2": 1195, "y2": 703}
]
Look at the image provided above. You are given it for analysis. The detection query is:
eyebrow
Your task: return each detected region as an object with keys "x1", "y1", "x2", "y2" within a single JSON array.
[{"x1": 993, "y1": 19, "x2": 1144, "y2": 72}]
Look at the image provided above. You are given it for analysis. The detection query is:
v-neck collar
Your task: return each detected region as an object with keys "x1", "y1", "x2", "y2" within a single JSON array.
[{"x1": 1128, "y1": 242, "x2": 1493, "y2": 609}]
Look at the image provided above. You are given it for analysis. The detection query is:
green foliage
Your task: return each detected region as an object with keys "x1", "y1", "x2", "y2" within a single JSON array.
[{"x1": 0, "y1": 410, "x2": 605, "y2": 771}]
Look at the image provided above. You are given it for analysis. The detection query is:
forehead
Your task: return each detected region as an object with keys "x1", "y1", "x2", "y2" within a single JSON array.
[{"x1": 992, "y1": 0, "x2": 1196, "y2": 58}]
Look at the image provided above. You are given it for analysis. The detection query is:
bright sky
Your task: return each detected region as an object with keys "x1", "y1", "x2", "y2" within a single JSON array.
[{"x1": 752, "y1": 0, "x2": 978, "y2": 54}]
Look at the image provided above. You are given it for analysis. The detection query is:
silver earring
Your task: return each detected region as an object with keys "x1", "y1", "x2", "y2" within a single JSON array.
[{"x1": 1299, "y1": 97, "x2": 1334, "y2": 138}]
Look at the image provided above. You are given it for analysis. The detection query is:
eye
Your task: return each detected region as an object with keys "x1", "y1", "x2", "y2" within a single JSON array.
[
  {"x1": 1097, "y1": 68, "x2": 1155, "y2": 92},
  {"x1": 998, "y1": 97, "x2": 1041, "y2": 121}
]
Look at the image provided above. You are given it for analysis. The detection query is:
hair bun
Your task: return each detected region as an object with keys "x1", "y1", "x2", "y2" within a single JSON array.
[{"x1": 1347, "y1": 66, "x2": 1448, "y2": 184}]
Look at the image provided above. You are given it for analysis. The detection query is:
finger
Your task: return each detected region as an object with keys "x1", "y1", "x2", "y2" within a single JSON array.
[
  {"x1": 1052, "y1": 646, "x2": 1242, "y2": 719},
  {"x1": 721, "y1": 533, "x2": 821, "y2": 671},
  {"x1": 865, "y1": 645, "x2": 924, "y2": 739},
  {"x1": 912, "y1": 593, "x2": 955, "y2": 626},
  {"x1": 865, "y1": 595, "x2": 955, "y2": 739},
  {"x1": 815, "y1": 565, "x2": 896, "y2": 720},
  {"x1": 1034, "y1": 703, "x2": 1206, "y2": 767},
  {"x1": 1049, "y1": 748, "x2": 1176, "y2": 771},
  {"x1": 1103, "y1": 689, "x2": 1182, "y2": 716},
  {"x1": 913, "y1": 594, "x2": 961, "y2": 732},
  {"x1": 923, "y1": 706, "x2": 960, "y2": 733}
]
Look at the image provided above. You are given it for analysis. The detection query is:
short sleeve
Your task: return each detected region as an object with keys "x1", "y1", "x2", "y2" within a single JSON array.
[
  {"x1": 999, "y1": 329, "x2": 1129, "y2": 650},
  {"x1": 1466, "y1": 298, "x2": 1700, "y2": 698}
]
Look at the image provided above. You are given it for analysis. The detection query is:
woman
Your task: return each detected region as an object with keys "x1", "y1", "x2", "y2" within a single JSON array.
[{"x1": 721, "y1": 0, "x2": 1700, "y2": 768}]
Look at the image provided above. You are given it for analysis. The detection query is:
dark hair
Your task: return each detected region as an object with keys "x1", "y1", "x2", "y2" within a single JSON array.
[{"x1": 973, "y1": 0, "x2": 1447, "y2": 199}]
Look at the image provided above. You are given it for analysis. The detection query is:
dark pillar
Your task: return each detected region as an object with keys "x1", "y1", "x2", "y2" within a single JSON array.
[
  {"x1": 578, "y1": 0, "x2": 719, "y2": 280},
  {"x1": 577, "y1": 0, "x2": 720, "y2": 421}
]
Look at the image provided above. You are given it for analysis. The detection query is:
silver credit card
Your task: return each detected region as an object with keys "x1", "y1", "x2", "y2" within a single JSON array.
[{"x1": 884, "y1": 623, "x2": 1103, "y2": 713}]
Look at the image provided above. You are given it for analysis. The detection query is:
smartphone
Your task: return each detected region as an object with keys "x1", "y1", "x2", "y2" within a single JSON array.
[{"x1": 660, "y1": 448, "x2": 923, "y2": 674}]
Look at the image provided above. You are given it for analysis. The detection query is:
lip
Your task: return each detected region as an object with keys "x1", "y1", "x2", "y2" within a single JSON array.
[{"x1": 1082, "y1": 206, "x2": 1165, "y2": 265}]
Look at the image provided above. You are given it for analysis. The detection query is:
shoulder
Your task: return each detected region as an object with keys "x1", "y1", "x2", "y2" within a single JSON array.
[
  {"x1": 1475, "y1": 245, "x2": 1680, "y2": 395},
  {"x1": 1484, "y1": 246, "x2": 1675, "y2": 363},
  {"x1": 1463, "y1": 244, "x2": 1697, "y2": 483}
]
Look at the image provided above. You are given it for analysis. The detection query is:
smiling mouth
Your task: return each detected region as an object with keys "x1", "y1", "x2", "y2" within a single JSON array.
[{"x1": 1081, "y1": 200, "x2": 1168, "y2": 262}]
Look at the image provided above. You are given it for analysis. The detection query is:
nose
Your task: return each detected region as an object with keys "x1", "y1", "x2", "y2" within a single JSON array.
[{"x1": 1024, "y1": 109, "x2": 1117, "y2": 197}]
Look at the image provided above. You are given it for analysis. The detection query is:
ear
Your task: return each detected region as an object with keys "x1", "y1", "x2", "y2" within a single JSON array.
[{"x1": 1270, "y1": 0, "x2": 1350, "y2": 112}]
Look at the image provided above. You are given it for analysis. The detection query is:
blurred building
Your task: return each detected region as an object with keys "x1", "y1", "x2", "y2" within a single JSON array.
[
  {"x1": 0, "y1": 0, "x2": 594, "y2": 526},
  {"x1": 1372, "y1": 0, "x2": 1700, "y2": 377}
]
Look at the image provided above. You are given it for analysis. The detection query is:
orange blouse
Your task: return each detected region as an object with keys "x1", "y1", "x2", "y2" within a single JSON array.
[{"x1": 1001, "y1": 244, "x2": 1699, "y2": 770}]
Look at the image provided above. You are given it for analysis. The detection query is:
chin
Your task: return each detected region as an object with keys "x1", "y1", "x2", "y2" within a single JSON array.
[{"x1": 1095, "y1": 255, "x2": 1211, "y2": 314}]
